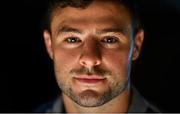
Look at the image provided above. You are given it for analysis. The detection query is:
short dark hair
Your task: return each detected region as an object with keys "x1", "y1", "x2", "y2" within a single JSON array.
[{"x1": 43, "y1": 0, "x2": 142, "y2": 36}]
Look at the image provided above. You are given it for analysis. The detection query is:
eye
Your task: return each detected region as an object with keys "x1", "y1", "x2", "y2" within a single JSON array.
[
  {"x1": 101, "y1": 36, "x2": 118, "y2": 44},
  {"x1": 64, "y1": 37, "x2": 81, "y2": 43}
]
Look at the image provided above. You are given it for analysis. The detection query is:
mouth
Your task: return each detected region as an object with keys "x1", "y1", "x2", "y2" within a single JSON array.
[{"x1": 73, "y1": 75, "x2": 106, "y2": 84}]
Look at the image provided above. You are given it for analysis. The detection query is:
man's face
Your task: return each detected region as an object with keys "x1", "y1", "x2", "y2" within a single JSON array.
[{"x1": 44, "y1": 1, "x2": 143, "y2": 107}]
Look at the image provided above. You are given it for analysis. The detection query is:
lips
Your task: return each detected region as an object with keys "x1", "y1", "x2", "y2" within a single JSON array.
[{"x1": 74, "y1": 75, "x2": 105, "y2": 84}]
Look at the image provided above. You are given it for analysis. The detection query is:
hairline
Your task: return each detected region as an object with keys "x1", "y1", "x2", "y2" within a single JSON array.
[{"x1": 44, "y1": 0, "x2": 142, "y2": 38}]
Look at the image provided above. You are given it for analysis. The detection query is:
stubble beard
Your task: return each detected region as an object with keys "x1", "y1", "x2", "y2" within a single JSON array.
[
  {"x1": 59, "y1": 78, "x2": 129, "y2": 107},
  {"x1": 56, "y1": 66, "x2": 130, "y2": 107}
]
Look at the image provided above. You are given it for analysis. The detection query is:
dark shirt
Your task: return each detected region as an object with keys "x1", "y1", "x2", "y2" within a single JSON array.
[{"x1": 35, "y1": 87, "x2": 160, "y2": 113}]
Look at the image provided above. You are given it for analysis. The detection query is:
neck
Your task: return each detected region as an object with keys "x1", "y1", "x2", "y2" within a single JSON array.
[{"x1": 63, "y1": 88, "x2": 130, "y2": 113}]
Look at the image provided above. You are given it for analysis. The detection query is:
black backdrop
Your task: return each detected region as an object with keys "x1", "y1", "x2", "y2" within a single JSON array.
[{"x1": 1, "y1": 0, "x2": 180, "y2": 112}]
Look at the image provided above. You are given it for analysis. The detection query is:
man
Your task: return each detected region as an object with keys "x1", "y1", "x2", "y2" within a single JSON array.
[{"x1": 36, "y1": 0, "x2": 160, "y2": 113}]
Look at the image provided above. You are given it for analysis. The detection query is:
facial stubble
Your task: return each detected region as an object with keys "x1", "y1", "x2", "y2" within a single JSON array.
[{"x1": 57, "y1": 67, "x2": 129, "y2": 107}]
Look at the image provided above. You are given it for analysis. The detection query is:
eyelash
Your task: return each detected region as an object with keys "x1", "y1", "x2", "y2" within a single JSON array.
[
  {"x1": 63, "y1": 36, "x2": 120, "y2": 45},
  {"x1": 101, "y1": 36, "x2": 119, "y2": 44},
  {"x1": 64, "y1": 37, "x2": 81, "y2": 43}
]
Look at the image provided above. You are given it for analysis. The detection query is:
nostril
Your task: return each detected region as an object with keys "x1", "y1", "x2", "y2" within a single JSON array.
[
  {"x1": 79, "y1": 42, "x2": 102, "y2": 67},
  {"x1": 79, "y1": 54, "x2": 101, "y2": 68},
  {"x1": 94, "y1": 60, "x2": 101, "y2": 66}
]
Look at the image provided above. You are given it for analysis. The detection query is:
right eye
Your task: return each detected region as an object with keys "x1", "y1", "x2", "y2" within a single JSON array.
[
  {"x1": 64, "y1": 37, "x2": 81, "y2": 43},
  {"x1": 101, "y1": 36, "x2": 119, "y2": 44}
]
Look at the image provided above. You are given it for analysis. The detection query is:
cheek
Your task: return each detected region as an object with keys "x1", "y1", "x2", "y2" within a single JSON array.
[
  {"x1": 53, "y1": 47, "x2": 81, "y2": 87},
  {"x1": 102, "y1": 48, "x2": 131, "y2": 79},
  {"x1": 53, "y1": 46, "x2": 80, "y2": 78}
]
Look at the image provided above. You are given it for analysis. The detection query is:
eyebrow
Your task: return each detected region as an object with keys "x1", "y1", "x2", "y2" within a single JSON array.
[
  {"x1": 100, "y1": 28, "x2": 129, "y2": 35},
  {"x1": 57, "y1": 26, "x2": 82, "y2": 34},
  {"x1": 57, "y1": 26, "x2": 130, "y2": 36}
]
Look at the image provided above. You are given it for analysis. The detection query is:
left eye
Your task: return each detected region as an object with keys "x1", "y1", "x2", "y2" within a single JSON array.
[
  {"x1": 101, "y1": 37, "x2": 118, "y2": 44},
  {"x1": 64, "y1": 37, "x2": 81, "y2": 43}
]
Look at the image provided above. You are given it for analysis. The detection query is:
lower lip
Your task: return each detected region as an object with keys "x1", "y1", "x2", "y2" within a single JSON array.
[{"x1": 74, "y1": 78, "x2": 105, "y2": 84}]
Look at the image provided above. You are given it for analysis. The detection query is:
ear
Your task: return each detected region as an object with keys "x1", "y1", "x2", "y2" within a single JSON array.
[
  {"x1": 43, "y1": 30, "x2": 54, "y2": 59},
  {"x1": 132, "y1": 29, "x2": 144, "y2": 60}
]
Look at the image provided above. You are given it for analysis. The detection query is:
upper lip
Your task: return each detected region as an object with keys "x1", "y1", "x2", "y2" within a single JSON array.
[{"x1": 74, "y1": 75, "x2": 105, "y2": 80}]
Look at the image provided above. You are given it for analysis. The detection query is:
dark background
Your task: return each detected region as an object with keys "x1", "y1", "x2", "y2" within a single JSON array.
[{"x1": 1, "y1": 0, "x2": 180, "y2": 112}]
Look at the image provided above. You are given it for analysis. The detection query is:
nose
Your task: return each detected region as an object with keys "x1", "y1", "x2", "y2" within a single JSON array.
[{"x1": 79, "y1": 40, "x2": 101, "y2": 68}]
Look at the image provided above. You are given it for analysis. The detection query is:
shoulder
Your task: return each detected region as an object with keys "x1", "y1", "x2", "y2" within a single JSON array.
[
  {"x1": 128, "y1": 87, "x2": 161, "y2": 113},
  {"x1": 34, "y1": 99, "x2": 56, "y2": 113},
  {"x1": 34, "y1": 97, "x2": 64, "y2": 113}
]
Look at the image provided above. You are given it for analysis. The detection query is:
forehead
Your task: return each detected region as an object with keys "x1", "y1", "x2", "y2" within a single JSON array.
[{"x1": 50, "y1": 1, "x2": 132, "y2": 34}]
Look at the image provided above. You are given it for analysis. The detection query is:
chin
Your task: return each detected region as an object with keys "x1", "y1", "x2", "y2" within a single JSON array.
[{"x1": 70, "y1": 89, "x2": 112, "y2": 107}]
